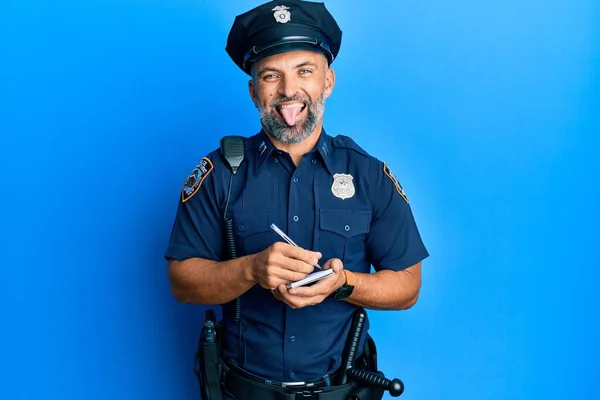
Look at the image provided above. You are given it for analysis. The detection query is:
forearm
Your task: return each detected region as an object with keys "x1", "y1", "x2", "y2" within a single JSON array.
[
  {"x1": 168, "y1": 256, "x2": 256, "y2": 305},
  {"x1": 345, "y1": 265, "x2": 421, "y2": 310}
]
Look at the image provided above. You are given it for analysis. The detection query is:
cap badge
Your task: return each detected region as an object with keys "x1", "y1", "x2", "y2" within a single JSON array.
[
  {"x1": 331, "y1": 174, "x2": 355, "y2": 200},
  {"x1": 272, "y1": 5, "x2": 291, "y2": 24}
]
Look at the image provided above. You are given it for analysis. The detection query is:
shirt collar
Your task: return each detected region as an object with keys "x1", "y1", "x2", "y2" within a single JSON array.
[
  {"x1": 253, "y1": 129, "x2": 335, "y2": 175},
  {"x1": 315, "y1": 129, "x2": 335, "y2": 175},
  {"x1": 253, "y1": 130, "x2": 276, "y2": 175}
]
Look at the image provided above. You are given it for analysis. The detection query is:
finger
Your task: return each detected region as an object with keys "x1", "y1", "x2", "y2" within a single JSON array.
[
  {"x1": 292, "y1": 259, "x2": 318, "y2": 274},
  {"x1": 279, "y1": 244, "x2": 322, "y2": 267},
  {"x1": 271, "y1": 288, "x2": 283, "y2": 302},
  {"x1": 277, "y1": 285, "x2": 301, "y2": 309},
  {"x1": 283, "y1": 290, "x2": 324, "y2": 308},
  {"x1": 277, "y1": 284, "x2": 288, "y2": 296},
  {"x1": 288, "y1": 273, "x2": 337, "y2": 297},
  {"x1": 272, "y1": 268, "x2": 310, "y2": 284},
  {"x1": 322, "y1": 258, "x2": 343, "y2": 273},
  {"x1": 270, "y1": 251, "x2": 315, "y2": 275}
]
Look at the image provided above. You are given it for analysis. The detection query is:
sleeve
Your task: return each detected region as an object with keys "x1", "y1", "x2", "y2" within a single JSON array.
[
  {"x1": 164, "y1": 155, "x2": 225, "y2": 262},
  {"x1": 366, "y1": 160, "x2": 429, "y2": 271}
]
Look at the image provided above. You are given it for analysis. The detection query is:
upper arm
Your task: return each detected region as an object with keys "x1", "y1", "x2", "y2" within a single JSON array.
[
  {"x1": 400, "y1": 261, "x2": 422, "y2": 291},
  {"x1": 167, "y1": 256, "x2": 220, "y2": 300},
  {"x1": 164, "y1": 155, "x2": 225, "y2": 262},
  {"x1": 366, "y1": 161, "x2": 429, "y2": 271}
]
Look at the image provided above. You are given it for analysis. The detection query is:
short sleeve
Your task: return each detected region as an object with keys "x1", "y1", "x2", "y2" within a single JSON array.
[
  {"x1": 164, "y1": 156, "x2": 225, "y2": 262},
  {"x1": 366, "y1": 161, "x2": 429, "y2": 271}
]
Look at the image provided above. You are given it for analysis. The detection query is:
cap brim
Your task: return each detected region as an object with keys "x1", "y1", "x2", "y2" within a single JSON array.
[
  {"x1": 244, "y1": 41, "x2": 331, "y2": 73},
  {"x1": 241, "y1": 23, "x2": 334, "y2": 74}
]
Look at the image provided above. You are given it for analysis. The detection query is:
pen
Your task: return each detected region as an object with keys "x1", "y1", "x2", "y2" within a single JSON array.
[{"x1": 270, "y1": 223, "x2": 322, "y2": 270}]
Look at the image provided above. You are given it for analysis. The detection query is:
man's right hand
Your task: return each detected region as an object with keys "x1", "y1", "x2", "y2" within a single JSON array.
[{"x1": 248, "y1": 242, "x2": 322, "y2": 290}]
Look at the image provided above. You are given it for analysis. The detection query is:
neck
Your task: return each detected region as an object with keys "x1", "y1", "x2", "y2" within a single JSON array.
[{"x1": 266, "y1": 122, "x2": 323, "y2": 166}]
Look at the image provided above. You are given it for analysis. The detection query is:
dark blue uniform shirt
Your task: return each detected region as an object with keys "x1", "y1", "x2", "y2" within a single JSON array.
[{"x1": 165, "y1": 129, "x2": 428, "y2": 382}]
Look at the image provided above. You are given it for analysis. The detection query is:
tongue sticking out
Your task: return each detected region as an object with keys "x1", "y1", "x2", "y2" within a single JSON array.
[{"x1": 280, "y1": 105, "x2": 304, "y2": 126}]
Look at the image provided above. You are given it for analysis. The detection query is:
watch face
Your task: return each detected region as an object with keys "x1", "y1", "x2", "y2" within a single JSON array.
[{"x1": 334, "y1": 284, "x2": 354, "y2": 300}]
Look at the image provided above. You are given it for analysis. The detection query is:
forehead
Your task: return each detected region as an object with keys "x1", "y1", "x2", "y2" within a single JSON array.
[{"x1": 254, "y1": 50, "x2": 327, "y2": 70}]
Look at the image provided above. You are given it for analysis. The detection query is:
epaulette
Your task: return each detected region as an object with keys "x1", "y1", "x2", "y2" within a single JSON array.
[{"x1": 331, "y1": 134, "x2": 372, "y2": 158}]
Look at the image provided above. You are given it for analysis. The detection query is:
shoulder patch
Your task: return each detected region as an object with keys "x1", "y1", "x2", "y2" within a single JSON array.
[
  {"x1": 181, "y1": 157, "x2": 214, "y2": 203},
  {"x1": 383, "y1": 163, "x2": 409, "y2": 204}
]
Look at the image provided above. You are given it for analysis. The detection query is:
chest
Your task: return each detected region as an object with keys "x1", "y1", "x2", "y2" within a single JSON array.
[{"x1": 227, "y1": 157, "x2": 373, "y2": 272}]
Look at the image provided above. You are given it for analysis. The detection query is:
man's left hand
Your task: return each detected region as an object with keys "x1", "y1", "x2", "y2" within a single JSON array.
[{"x1": 272, "y1": 258, "x2": 347, "y2": 308}]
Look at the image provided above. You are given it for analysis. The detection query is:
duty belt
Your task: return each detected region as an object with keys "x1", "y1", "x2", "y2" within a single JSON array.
[{"x1": 221, "y1": 363, "x2": 354, "y2": 400}]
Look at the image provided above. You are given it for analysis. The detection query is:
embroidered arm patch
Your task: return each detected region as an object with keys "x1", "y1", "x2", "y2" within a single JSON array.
[
  {"x1": 383, "y1": 163, "x2": 409, "y2": 204},
  {"x1": 181, "y1": 157, "x2": 214, "y2": 203}
]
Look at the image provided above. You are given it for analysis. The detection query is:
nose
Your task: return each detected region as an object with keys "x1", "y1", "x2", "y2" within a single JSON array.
[{"x1": 278, "y1": 73, "x2": 299, "y2": 99}]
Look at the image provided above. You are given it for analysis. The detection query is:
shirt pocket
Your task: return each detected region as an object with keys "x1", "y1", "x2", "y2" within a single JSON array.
[
  {"x1": 232, "y1": 211, "x2": 274, "y2": 256},
  {"x1": 318, "y1": 209, "x2": 371, "y2": 271}
]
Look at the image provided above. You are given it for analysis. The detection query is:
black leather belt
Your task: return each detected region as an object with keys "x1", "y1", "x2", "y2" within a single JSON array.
[
  {"x1": 225, "y1": 361, "x2": 339, "y2": 388},
  {"x1": 221, "y1": 363, "x2": 353, "y2": 400}
]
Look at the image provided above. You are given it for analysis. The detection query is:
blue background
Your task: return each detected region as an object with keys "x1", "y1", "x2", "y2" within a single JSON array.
[{"x1": 2, "y1": 0, "x2": 598, "y2": 399}]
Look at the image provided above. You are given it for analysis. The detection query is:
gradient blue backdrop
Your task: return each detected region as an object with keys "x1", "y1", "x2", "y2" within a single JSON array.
[{"x1": 2, "y1": 0, "x2": 598, "y2": 399}]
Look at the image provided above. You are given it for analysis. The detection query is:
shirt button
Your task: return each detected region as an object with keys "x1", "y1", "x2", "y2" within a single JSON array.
[
  {"x1": 293, "y1": 216, "x2": 299, "y2": 222},
  {"x1": 239, "y1": 225, "x2": 245, "y2": 231},
  {"x1": 293, "y1": 177, "x2": 299, "y2": 183},
  {"x1": 290, "y1": 372, "x2": 296, "y2": 379},
  {"x1": 344, "y1": 225, "x2": 350, "y2": 232},
  {"x1": 290, "y1": 335, "x2": 296, "y2": 342},
  {"x1": 274, "y1": 158, "x2": 279, "y2": 163},
  {"x1": 311, "y1": 159, "x2": 316, "y2": 164}
]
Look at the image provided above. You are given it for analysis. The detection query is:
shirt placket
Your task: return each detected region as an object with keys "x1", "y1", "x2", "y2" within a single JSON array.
[{"x1": 282, "y1": 155, "x2": 318, "y2": 381}]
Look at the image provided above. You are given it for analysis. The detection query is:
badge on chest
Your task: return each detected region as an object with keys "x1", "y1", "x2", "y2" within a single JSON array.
[{"x1": 331, "y1": 173, "x2": 355, "y2": 200}]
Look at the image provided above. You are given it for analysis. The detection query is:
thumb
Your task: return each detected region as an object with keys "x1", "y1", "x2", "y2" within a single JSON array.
[{"x1": 324, "y1": 258, "x2": 343, "y2": 273}]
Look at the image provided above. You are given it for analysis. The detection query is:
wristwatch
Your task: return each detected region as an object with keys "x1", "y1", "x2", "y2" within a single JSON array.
[{"x1": 331, "y1": 270, "x2": 356, "y2": 301}]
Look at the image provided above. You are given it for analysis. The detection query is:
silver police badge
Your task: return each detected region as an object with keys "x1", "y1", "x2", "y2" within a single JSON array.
[
  {"x1": 331, "y1": 174, "x2": 355, "y2": 200},
  {"x1": 272, "y1": 5, "x2": 291, "y2": 24}
]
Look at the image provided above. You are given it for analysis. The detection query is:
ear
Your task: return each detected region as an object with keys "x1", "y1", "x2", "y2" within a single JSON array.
[
  {"x1": 248, "y1": 79, "x2": 257, "y2": 106},
  {"x1": 324, "y1": 67, "x2": 335, "y2": 99}
]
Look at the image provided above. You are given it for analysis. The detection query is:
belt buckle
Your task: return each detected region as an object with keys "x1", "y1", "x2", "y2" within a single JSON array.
[
  {"x1": 294, "y1": 389, "x2": 323, "y2": 400},
  {"x1": 281, "y1": 381, "x2": 307, "y2": 388}
]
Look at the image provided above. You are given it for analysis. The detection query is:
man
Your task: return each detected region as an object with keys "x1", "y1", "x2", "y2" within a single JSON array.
[{"x1": 165, "y1": 1, "x2": 429, "y2": 399}]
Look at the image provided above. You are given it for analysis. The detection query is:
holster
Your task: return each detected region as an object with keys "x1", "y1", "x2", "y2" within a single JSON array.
[
  {"x1": 196, "y1": 314, "x2": 385, "y2": 400},
  {"x1": 194, "y1": 309, "x2": 223, "y2": 400},
  {"x1": 355, "y1": 334, "x2": 378, "y2": 374},
  {"x1": 347, "y1": 334, "x2": 385, "y2": 400}
]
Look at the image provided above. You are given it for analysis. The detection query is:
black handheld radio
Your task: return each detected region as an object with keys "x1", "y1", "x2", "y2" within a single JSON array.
[
  {"x1": 196, "y1": 136, "x2": 246, "y2": 400},
  {"x1": 219, "y1": 136, "x2": 246, "y2": 359}
]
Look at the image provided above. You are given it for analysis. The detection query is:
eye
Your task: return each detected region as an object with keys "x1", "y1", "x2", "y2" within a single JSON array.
[
  {"x1": 299, "y1": 69, "x2": 313, "y2": 76},
  {"x1": 262, "y1": 73, "x2": 279, "y2": 81}
]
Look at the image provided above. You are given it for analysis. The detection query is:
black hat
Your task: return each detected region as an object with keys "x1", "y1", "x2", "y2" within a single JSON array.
[{"x1": 226, "y1": 0, "x2": 342, "y2": 75}]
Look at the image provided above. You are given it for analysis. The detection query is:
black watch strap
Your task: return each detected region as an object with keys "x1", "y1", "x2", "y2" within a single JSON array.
[{"x1": 331, "y1": 284, "x2": 354, "y2": 301}]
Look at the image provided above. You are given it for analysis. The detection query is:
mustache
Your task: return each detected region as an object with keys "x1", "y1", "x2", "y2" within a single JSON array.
[{"x1": 270, "y1": 94, "x2": 312, "y2": 108}]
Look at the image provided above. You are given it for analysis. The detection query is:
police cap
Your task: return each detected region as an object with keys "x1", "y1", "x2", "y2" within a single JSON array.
[{"x1": 226, "y1": 0, "x2": 342, "y2": 75}]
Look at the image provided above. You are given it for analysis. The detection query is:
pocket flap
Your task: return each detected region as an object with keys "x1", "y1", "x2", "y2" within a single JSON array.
[
  {"x1": 320, "y1": 209, "x2": 371, "y2": 238},
  {"x1": 233, "y1": 211, "x2": 272, "y2": 237}
]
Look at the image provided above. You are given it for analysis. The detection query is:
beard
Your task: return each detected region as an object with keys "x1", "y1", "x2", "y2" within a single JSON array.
[{"x1": 256, "y1": 91, "x2": 326, "y2": 144}]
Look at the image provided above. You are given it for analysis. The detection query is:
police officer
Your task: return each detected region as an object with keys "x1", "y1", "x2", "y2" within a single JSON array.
[{"x1": 165, "y1": 1, "x2": 429, "y2": 399}]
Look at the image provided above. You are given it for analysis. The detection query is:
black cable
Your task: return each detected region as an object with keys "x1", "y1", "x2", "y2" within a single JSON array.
[
  {"x1": 222, "y1": 173, "x2": 242, "y2": 363},
  {"x1": 222, "y1": 174, "x2": 239, "y2": 321},
  {"x1": 220, "y1": 136, "x2": 245, "y2": 366},
  {"x1": 223, "y1": 174, "x2": 233, "y2": 222}
]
